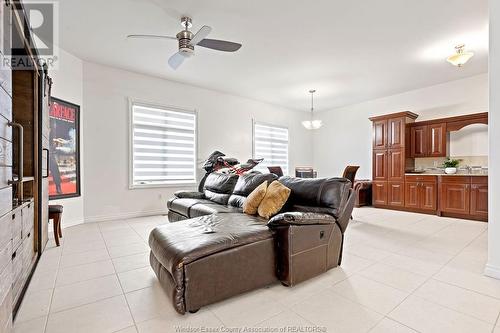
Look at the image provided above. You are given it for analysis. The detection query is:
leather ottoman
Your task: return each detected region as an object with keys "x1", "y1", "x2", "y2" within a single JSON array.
[{"x1": 148, "y1": 213, "x2": 278, "y2": 314}]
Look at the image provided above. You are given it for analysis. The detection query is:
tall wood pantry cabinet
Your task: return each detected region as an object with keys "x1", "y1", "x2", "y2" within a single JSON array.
[{"x1": 369, "y1": 112, "x2": 418, "y2": 208}]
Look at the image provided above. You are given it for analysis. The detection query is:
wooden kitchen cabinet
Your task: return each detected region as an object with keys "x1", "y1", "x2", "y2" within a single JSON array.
[
  {"x1": 470, "y1": 177, "x2": 488, "y2": 220},
  {"x1": 372, "y1": 150, "x2": 387, "y2": 181},
  {"x1": 440, "y1": 177, "x2": 470, "y2": 215},
  {"x1": 438, "y1": 176, "x2": 488, "y2": 221},
  {"x1": 388, "y1": 149, "x2": 405, "y2": 181},
  {"x1": 372, "y1": 181, "x2": 388, "y2": 206},
  {"x1": 388, "y1": 182, "x2": 405, "y2": 207},
  {"x1": 421, "y1": 182, "x2": 438, "y2": 211},
  {"x1": 404, "y1": 176, "x2": 437, "y2": 212},
  {"x1": 372, "y1": 120, "x2": 387, "y2": 149},
  {"x1": 370, "y1": 112, "x2": 418, "y2": 208},
  {"x1": 410, "y1": 125, "x2": 428, "y2": 157},
  {"x1": 427, "y1": 123, "x2": 447, "y2": 157},
  {"x1": 409, "y1": 122, "x2": 448, "y2": 158},
  {"x1": 405, "y1": 181, "x2": 419, "y2": 209},
  {"x1": 388, "y1": 117, "x2": 405, "y2": 148}
]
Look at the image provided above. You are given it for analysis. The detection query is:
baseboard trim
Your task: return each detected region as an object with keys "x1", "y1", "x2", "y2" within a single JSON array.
[
  {"x1": 62, "y1": 219, "x2": 85, "y2": 229},
  {"x1": 484, "y1": 263, "x2": 500, "y2": 280},
  {"x1": 83, "y1": 209, "x2": 168, "y2": 223}
]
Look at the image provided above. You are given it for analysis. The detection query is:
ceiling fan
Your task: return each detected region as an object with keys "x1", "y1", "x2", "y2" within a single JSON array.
[{"x1": 127, "y1": 17, "x2": 242, "y2": 70}]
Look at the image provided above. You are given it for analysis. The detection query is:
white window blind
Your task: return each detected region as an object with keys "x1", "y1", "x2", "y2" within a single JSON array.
[
  {"x1": 130, "y1": 102, "x2": 197, "y2": 187},
  {"x1": 253, "y1": 122, "x2": 289, "y2": 175}
]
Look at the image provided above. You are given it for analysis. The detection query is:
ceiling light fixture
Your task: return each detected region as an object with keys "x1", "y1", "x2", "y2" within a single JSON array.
[
  {"x1": 446, "y1": 44, "x2": 474, "y2": 67},
  {"x1": 302, "y1": 89, "x2": 323, "y2": 130}
]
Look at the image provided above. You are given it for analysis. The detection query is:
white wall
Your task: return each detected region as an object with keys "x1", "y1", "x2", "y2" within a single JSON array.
[
  {"x1": 486, "y1": 0, "x2": 500, "y2": 279},
  {"x1": 82, "y1": 62, "x2": 313, "y2": 221},
  {"x1": 449, "y1": 123, "x2": 488, "y2": 157},
  {"x1": 49, "y1": 49, "x2": 84, "y2": 227},
  {"x1": 312, "y1": 74, "x2": 488, "y2": 179}
]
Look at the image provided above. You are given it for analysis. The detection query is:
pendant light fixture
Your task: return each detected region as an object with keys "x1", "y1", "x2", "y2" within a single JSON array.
[
  {"x1": 446, "y1": 44, "x2": 474, "y2": 67},
  {"x1": 302, "y1": 89, "x2": 323, "y2": 130}
]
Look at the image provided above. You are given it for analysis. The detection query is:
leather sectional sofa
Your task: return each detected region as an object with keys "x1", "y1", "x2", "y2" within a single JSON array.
[{"x1": 149, "y1": 172, "x2": 355, "y2": 314}]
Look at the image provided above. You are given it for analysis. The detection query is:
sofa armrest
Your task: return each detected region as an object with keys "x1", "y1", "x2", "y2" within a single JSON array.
[
  {"x1": 174, "y1": 191, "x2": 206, "y2": 199},
  {"x1": 336, "y1": 189, "x2": 355, "y2": 233},
  {"x1": 267, "y1": 212, "x2": 336, "y2": 227}
]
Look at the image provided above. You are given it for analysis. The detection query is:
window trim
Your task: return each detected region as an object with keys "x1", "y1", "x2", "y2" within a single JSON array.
[
  {"x1": 252, "y1": 119, "x2": 289, "y2": 175},
  {"x1": 128, "y1": 98, "x2": 198, "y2": 189}
]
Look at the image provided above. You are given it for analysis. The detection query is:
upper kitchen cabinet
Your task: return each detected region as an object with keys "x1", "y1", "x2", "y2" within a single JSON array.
[
  {"x1": 409, "y1": 113, "x2": 487, "y2": 158},
  {"x1": 372, "y1": 119, "x2": 387, "y2": 149},
  {"x1": 410, "y1": 125, "x2": 428, "y2": 157},
  {"x1": 409, "y1": 122, "x2": 448, "y2": 158},
  {"x1": 370, "y1": 112, "x2": 418, "y2": 149},
  {"x1": 388, "y1": 117, "x2": 406, "y2": 148},
  {"x1": 427, "y1": 123, "x2": 447, "y2": 157}
]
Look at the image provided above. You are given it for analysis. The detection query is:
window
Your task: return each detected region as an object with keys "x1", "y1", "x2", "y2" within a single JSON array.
[
  {"x1": 130, "y1": 101, "x2": 197, "y2": 188},
  {"x1": 253, "y1": 121, "x2": 289, "y2": 175}
]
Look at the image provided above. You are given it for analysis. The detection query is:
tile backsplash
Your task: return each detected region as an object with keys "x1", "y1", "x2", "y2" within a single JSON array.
[{"x1": 414, "y1": 156, "x2": 488, "y2": 170}]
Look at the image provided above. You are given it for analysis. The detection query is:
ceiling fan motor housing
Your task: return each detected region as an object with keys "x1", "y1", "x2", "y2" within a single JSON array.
[{"x1": 176, "y1": 30, "x2": 194, "y2": 56}]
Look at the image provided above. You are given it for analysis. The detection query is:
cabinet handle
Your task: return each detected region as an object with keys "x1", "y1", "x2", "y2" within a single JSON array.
[
  {"x1": 43, "y1": 148, "x2": 50, "y2": 178},
  {"x1": 8, "y1": 122, "x2": 24, "y2": 185}
]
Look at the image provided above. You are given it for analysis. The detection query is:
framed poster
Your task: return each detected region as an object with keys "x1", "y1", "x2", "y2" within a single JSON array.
[{"x1": 49, "y1": 97, "x2": 81, "y2": 199}]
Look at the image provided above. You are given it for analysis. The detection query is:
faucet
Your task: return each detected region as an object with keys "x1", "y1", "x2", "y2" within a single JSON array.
[{"x1": 465, "y1": 165, "x2": 472, "y2": 174}]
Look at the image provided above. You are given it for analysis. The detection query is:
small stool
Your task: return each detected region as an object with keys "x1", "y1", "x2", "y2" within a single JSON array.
[{"x1": 49, "y1": 205, "x2": 63, "y2": 246}]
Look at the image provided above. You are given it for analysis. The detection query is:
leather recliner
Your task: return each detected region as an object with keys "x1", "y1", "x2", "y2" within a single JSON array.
[
  {"x1": 167, "y1": 172, "x2": 278, "y2": 221},
  {"x1": 151, "y1": 172, "x2": 355, "y2": 314}
]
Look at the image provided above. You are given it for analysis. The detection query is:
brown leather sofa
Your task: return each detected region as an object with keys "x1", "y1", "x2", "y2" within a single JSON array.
[{"x1": 149, "y1": 172, "x2": 355, "y2": 314}]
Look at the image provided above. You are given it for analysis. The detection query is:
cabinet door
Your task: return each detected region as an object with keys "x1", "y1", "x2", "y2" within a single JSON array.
[
  {"x1": 428, "y1": 123, "x2": 447, "y2": 157},
  {"x1": 388, "y1": 149, "x2": 404, "y2": 181},
  {"x1": 420, "y1": 182, "x2": 437, "y2": 211},
  {"x1": 405, "y1": 182, "x2": 419, "y2": 209},
  {"x1": 373, "y1": 120, "x2": 387, "y2": 149},
  {"x1": 372, "y1": 150, "x2": 387, "y2": 180},
  {"x1": 372, "y1": 181, "x2": 387, "y2": 206},
  {"x1": 470, "y1": 184, "x2": 488, "y2": 219},
  {"x1": 388, "y1": 182, "x2": 404, "y2": 207},
  {"x1": 440, "y1": 183, "x2": 470, "y2": 215},
  {"x1": 410, "y1": 125, "x2": 428, "y2": 157},
  {"x1": 388, "y1": 117, "x2": 405, "y2": 148}
]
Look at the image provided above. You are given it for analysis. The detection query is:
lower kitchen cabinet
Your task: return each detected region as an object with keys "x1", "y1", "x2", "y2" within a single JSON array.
[
  {"x1": 440, "y1": 182, "x2": 470, "y2": 215},
  {"x1": 404, "y1": 175, "x2": 437, "y2": 212},
  {"x1": 388, "y1": 182, "x2": 404, "y2": 207},
  {"x1": 372, "y1": 181, "x2": 387, "y2": 206},
  {"x1": 439, "y1": 176, "x2": 488, "y2": 221},
  {"x1": 469, "y1": 177, "x2": 488, "y2": 221},
  {"x1": 421, "y1": 182, "x2": 438, "y2": 211}
]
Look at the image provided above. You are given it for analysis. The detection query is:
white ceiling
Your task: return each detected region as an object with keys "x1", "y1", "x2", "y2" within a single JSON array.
[{"x1": 57, "y1": 0, "x2": 488, "y2": 111}]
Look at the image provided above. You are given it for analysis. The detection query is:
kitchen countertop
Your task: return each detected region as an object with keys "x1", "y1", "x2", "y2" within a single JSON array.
[{"x1": 405, "y1": 173, "x2": 488, "y2": 177}]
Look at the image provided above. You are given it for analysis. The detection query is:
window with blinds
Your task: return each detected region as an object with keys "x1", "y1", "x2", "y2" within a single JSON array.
[
  {"x1": 130, "y1": 102, "x2": 197, "y2": 188},
  {"x1": 253, "y1": 122, "x2": 289, "y2": 175}
]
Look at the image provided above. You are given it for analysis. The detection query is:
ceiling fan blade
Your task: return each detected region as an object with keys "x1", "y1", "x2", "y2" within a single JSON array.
[
  {"x1": 189, "y1": 25, "x2": 212, "y2": 46},
  {"x1": 127, "y1": 34, "x2": 177, "y2": 41},
  {"x1": 197, "y1": 39, "x2": 242, "y2": 52},
  {"x1": 168, "y1": 52, "x2": 186, "y2": 70}
]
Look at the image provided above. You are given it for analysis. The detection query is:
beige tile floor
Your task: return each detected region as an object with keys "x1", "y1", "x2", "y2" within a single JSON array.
[{"x1": 12, "y1": 208, "x2": 500, "y2": 333}]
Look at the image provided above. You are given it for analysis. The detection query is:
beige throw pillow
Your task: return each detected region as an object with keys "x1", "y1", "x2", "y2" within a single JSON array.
[
  {"x1": 258, "y1": 181, "x2": 291, "y2": 219},
  {"x1": 243, "y1": 181, "x2": 268, "y2": 215}
]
